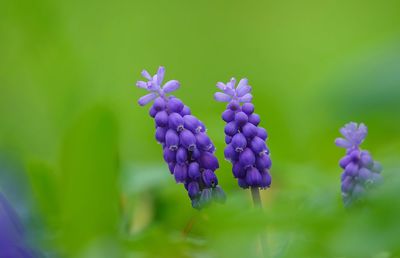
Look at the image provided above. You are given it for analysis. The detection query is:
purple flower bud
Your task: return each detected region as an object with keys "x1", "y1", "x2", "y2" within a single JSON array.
[
  {"x1": 183, "y1": 115, "x2": 200, "y2": 133},
  {"x1": 168, "y1": 162, "x2": 176, "y2": 174},
  {"x1": 371, "y1": 162, "x2": 382, "y2": 173},
  {"x1": 242, "y1": 103, "x2": 254, "y2": 115},
  {"x1": 248, "y1": 114, "x2": 260, "y2": 126},
  {"x1": 199, "y1": 188, "x2": 212, "y2": 206},
  {"x1": 149, "y1": 106, "x2": 157, "y2": 118},
  {"x1": 165, "y1": 129, "x2": 179, "y2": 151},
  {"x1": 174, "y1": 164, "x2": 188, "y2": 183},
  {"x1": 250, "y1": 137, "x2": 267, "y2": 156},
  {"x1": 155, "y1": 110, "x2": 169, "y2": 127},
  {"x1": 257, "y1": 127, "x2": 268, "y2": 140},
  {"x1": 238, "y1": 178, "x2": 249, "y2": 189},
  {"x1": 358, "y1": 168, "x2": 372, "y2": 181},
  {"x1": 190, "y1": 148, "x2": 201, "y2": 160},
  {"x1": 224, "y1": 121, "x2": 238, "y2": 136},
  {"x1": 232, "y1": 162, "x2": 246, "y2": 178},
  {"x1": 349, "y1": 149, "x2": 360, "y2": 161},
  {"x1": 222, "y1": 109, "x2": 235, "y2": 123},
  {"x1": 224, "y1": 144, "x2": 239, "y2": 161},
  {"x1": 246, "y1": 167, "x2": 262, "y2": 186},
  {"x1": 168, "y1": 97, "x2": 184, "y2": 113},
  {"x1": 227, "y1": 100, "x2": 240, "y2": 111},
  {"x1": 180, "y1": 105, "x2": 191, "y2": 116},
  {"x1": 153, "y1": 97, "x2": 166, "y2": 111},
  {"x1": 239, "y1": 148, "x2": 256, "y2": 169},
  {"x1": 188, "y1": 162, "x2": 201, "y2": 179},
  {"x1": 212, "y1": 186, "x2": 226, "y2": 203},
  {"x1": 256, "y1": 155, "x2": 272, "y2": 170},
  {"x1": 242, "y1": 123, "x2": 258, "y2": 138},
  {"x1": 176, "y1": 147, "x2": 188, "y2": 164},
  {"x1": 196, "y1": 133, "x2": 213, "y2": 151},
  {"x1": 360, "y1": 152, "x2": 373, "y2": 168},
  {"x1": 345, "y1": 162, "x2": 359, "y2": 177},
  {"x1": 188, "y1": 182, "x2": 200, "y2": 198},
  {"x1": 341, "y1": 176, "x2": 354, "y2": 193},
  {"x1": 169, "y1": 112, "x2": 184, "y2": 132},
  {"x1": 155, "y1": 127, "x2": 167, "y2": 143},
  {"x1": 352, "y1": 185, "x2": 365, "y2": 198},
  {"x1": 197, "y1": 121, "x2": 206, "y2": 133},
  {"x1": 231, "y1": 133, "x2": 247, "y2": 152},
  {"x1": 202, "y1": 170, "x2": 218, "y2": 187},
  {"x1": 235, "y1": 111, "x2": 248, "y2": 127},
  {"x1": 261, "y1": 170, "x2": 272, "y2": 188},
  {"x1": 339, "y1": 155, "x2": 352, "y2": 169},
  {"x1": 163, "y1": 147, "x2": 176, "y2": 163},
  {"x1": 199, "y1": 152, "x2": 219, "y2": 170},
  {"x1": 180, "y1": 129, "x2": 196, "y2": 151}
]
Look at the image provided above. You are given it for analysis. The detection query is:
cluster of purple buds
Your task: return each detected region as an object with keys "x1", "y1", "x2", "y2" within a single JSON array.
[
  {"x1": 137, "y1": 67, "x2": 226, "y2": 209},
  {"x1": 214, "y1": 78, "x2": 272, "y2": 189},
  {"x1": 335, "y1": 122, "x2": 383, "y2": 206}
]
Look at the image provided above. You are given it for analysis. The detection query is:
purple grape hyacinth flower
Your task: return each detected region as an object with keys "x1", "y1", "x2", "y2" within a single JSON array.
[
  {"x1": 335, "y1": 122, "x2": 383, "y2": 206},
  {"x1": 215, "y1": 78, "x2": 272, "y2": 190},
  {"x1": 136, "y1": 66, "x2": 226, "y2": 209}
]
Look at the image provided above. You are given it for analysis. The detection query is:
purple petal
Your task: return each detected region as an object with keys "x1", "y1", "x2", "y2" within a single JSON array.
[
  {"x1": 202, "y1": 170, "x2": 218, "y2": 187},
  {"x1": 188, "y1": 182, "x2": 200, "y2": 198},
  {"x1": 141, "y1": 69, "x2": 152, "y2": 80},
  {"x1": 236, "y1": 78, "x2": 251, "y2": 97},
  {"x1": 167, "y1": 97, "x2": 184, "y2": 113},
  {"x1": 242, "y1": 103, "x2": 254, "y2": 115},
  {"x1": 216, "y1": 82, "x2": 226, "y2": 91},
  {"x1": 223, "y1": 87, "x2": 235, "y2": 96},
  {"x1": 237, "y1": 78, "x2": 248, "y2": 89},
  {"x1": 138, "y1": 93, "x2": 157, "y2": 106},
  {"x1": 335, "y1": 138, "x2": 352, "y2": 148},
  {"x1": 239, "y1": 93, "x2": 253, "y2": 103},
  {"x1": 199, "y1": 152, "x2": 219, "y2": 170},
  {"x1": 156, "y1": 66, "x2": 165, "y2": 85},
  {"x1": 214, "y1": 92, "x2": 232, "y2": 102},
  {"x1": 226, "y1": 77, "x2": 236, "y2": 89},
  {"x1": 163, "y1": 80, "x2": 180, "y2": 93},
  {"x1": 136, "y1": 81, "x2": 147, "y2": 89}
]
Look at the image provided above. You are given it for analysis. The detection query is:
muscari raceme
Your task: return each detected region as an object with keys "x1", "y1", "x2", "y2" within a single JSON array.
[
  {"x1": 335, "y1": 122, "x2": 382, "y2": 207},
  {"x1": 214, "y1": 78, "x2": 272, "y2": 190},
  {"x1": 136, "y1": 66, "x2": 226, "y2": 209}
]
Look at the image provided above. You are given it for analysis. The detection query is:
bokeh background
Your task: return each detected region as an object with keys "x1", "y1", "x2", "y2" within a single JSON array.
[{"x1": 1, "y1": 0, "x2": 400, "y2": 257}]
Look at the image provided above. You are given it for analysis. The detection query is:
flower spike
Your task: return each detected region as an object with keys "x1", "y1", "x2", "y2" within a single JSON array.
[{"x1": 136, "y1": 66, "x2": 226, "y2": 209}]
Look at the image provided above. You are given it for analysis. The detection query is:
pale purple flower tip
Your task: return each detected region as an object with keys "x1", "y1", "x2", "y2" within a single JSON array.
[
  {"x1": 136, "y1": 66, "x2": 181, "y2": 106},
  {"x1": 336, "y1": 122, "x2": 382, "y2": 207},
  {"x1": 336, "y1": 122, "x2": 368, "y2": 148}
]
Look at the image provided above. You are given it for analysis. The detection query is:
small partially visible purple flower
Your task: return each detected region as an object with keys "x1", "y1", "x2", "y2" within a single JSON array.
[
  {"x1": 215, "y1": 77, "x2": 272, "y2": 190},
  {"x1": 136, "y1": 66, "x2": 226, "y2": 209},
  {"x1": 0, "y1": 192, "x2": 40, "y2": 258},
  {"x1": 335, "y1": 122, "x2": 383, "y2": 207}
]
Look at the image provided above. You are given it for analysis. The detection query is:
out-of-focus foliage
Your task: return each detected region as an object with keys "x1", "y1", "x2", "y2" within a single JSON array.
[{"x1": 0, "y1": 0, "x2": 399, "y2": 257}]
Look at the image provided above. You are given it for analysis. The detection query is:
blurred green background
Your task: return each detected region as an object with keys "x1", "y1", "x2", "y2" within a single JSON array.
[{"x1": 1, "y1": 0, "x2": 400, "y2": 257}]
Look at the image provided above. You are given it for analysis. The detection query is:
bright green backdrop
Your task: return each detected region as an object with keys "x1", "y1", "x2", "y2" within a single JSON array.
[{"x1": 1, "y1": 0, "x2": 400, "y2": 257}]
